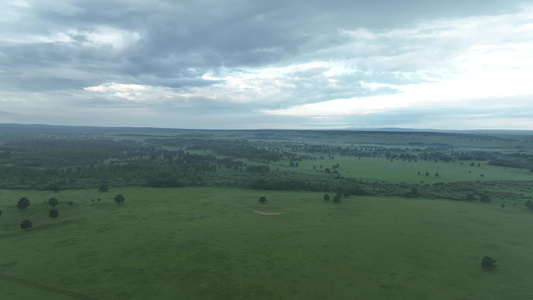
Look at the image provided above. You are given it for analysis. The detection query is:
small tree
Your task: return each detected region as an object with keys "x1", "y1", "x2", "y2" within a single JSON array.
[
  {"x1": 333, "y1": 194, "x2": 341, "y2": 203},
  {"x1": 480, "y1": 194, "x2": 491, "y2": 203},
  {"x1": 48, "y1": 197, "x2": 59, "y2": 207},
  {"x1": 481, "y1": 256, "x2": 496, "y2": 270},
  {"x1": 20, "y1": 219, "x2": 32, "y2": 230},
  {"x1": 99, "y1": 184, "x2": 109, "y2": 192},
  {"x1": 17, "y1": 197, "x2": 30, "y2": 209},
  {"x1": 323, "y1": 194, "x2": 330, "y2": 201},
  {"x1": 525, "y1": 200, "x2": 533, "y2": 211},
  {"x1": 259, "y1": 196, "x2": 267, "y2": 204},
  {"x1": 68, "y1": 201, "x2": 74, "y2": 206},
  {"x1": 49, "y1": 209, "x2": 59, "y2": 219},
  {"x1": 114, "y1": 194, "x2": 125, "y2": 204},
  {"x1": 0, "y1": 210, "x2": 2, "y2": 217}
]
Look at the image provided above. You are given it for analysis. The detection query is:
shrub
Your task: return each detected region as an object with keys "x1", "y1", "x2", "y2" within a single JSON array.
[
  {"x1": 48, "y1": 197, "x2": 59, "y2": 207},
  {"x1": 114, "y1": 194, "x2": 125, "y2": 204},
  {"x1": 481, "y1": 256, "x2": 496, "y2": 270},
  {"x1": 49, "y1": 209, "x2": 59, "y2": 219},
  {"x1": 20, "y1": 219, "x2": 33, "y2": 230}
]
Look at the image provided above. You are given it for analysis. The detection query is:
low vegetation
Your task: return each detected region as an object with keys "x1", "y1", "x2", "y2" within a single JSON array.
[{"x1": 1, "y1": 125, "x2": 532, "y2": 298}]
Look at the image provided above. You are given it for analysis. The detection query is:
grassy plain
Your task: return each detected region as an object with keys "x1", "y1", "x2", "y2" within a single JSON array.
[
  {"x1": 1, "y1": 187, "x2": 532, "y2": 299},
  {"x1": 283, "y1": 157, "x2": 533, "y2": 184}
]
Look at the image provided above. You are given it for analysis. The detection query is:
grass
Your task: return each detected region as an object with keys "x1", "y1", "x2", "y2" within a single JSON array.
[
  {"x1": 275, "y1": 156, "x2": 533, "y2": 184},
  {"x1": 1, "y1": 187, "x2": 532, "y2": 299}
]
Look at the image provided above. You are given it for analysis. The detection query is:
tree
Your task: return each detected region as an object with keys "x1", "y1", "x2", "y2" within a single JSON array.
[
  {"x1": 480, "y1": 194, "x2": 491, "y2": 203},
  {"x1": 466, "y1": 194, "x2": 474, "y2": 201},
  {"x1": 0, "y1": 210, "x2": 2, "y2": 217},
  {"x1": 323, "y1": 194, "x2": 330, "y2": 201},
  {"x1": 525, "y1": 200, "x2": 533, "y2": 211},
  {"x1": 99, "y1": 184, "x2": 109, "y2": 192},
  {"x1": 17, "y1": 197, "x2": 30, "y2": 209},
  {"x1": 48, "y1": 197, "x2": 58, "y2": 207},
  {"x1": 68, "y1": 201, "x2": 74, "y2": 206},
  {"x1": 49, "y1": 209, "x2": 59, "y2": 219},
  {"x1": 333, "y1": 194, "x2": 341, "y2": 203},
  {"x1": 114, "y1": 194, "x2": 125, "y2": 204},
  {"x1": 20, "y1": 219, "x2": 32, "y2": 230},
  {"x1": 259, "y1": 196, "x2": 267, "y2": 204},
  {"x1": 481, "y1": 256, "x2": 496, "y2": 270}
]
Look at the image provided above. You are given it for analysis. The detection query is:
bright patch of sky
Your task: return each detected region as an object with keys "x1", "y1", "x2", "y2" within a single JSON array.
[{"x1": 1, "y1": 0, "x2": 532, "y2": 129}]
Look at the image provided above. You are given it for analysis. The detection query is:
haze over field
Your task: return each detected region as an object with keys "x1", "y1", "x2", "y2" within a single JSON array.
[{"x1": 1, "y1": 0, "x2": 532, "y2": 130}]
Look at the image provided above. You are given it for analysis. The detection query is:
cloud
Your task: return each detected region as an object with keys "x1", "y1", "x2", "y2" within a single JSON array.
[{"x1": 0, "y1": 0, "x2": 532, "y2": 129}]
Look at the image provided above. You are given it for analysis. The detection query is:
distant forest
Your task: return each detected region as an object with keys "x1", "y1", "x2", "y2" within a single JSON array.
[{"x1": 0, "y1": 124, "x2": 532, "y2": 203}]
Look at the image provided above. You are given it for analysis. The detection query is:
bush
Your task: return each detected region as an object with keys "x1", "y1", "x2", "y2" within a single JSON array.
[
  {"x1": 49, "y1": 209, "x2": 59, "y2": 219},
  {"x1": 481, "y1": 256, "x2": 496, "y2": 270},
  {"x1": 114, "y1": 194, "x2": 125, "y2": 204},
  {"x1": 48, "y1": 197, "x2": 59, "y2": 207},
  {"x1": 20, "y1": 219, "x2": 32, "y2": 230}
]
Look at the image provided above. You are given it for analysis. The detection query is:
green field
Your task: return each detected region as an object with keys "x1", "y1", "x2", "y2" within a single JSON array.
[
  {"x1": 288, "y1": 157, "x2": 533, "y2": 184},
  {"x1": 1, "y1": 187, "x2": 532, "y2": 299}
]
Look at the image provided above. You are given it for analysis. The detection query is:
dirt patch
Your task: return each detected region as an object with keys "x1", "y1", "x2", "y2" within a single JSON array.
[{"x1": 252, "y1": 210, "x2": 281, "y2": 215}]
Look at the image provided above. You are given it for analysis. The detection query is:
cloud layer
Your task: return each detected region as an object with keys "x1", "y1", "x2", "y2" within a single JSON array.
[{"x1": 1, "y1": 0, "x2": 532, "y2": 129}]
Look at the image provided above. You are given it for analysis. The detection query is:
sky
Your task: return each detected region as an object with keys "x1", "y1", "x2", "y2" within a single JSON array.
[{"x1": 1, "y1": 0, "x2": 533, "y2": 130}]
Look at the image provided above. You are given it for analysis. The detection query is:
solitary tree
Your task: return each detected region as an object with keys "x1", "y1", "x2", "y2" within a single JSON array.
[
  {"x1": 323, "y1": 194, "x2": 330, "y2": 201},
  {"x1": 17, "y1": 197, "x2": 30, "y2": 210},
  {"x1": 259, "y1": 196, "x2": 267, "y2": 204},
  {"x1": 114, "y1": 194, "x2": 125, "y2": 204},
  {"x1": 0, "y1": 210, "x2": 2, "y2": 217},
  {"x1": 333, "y1": 194, "x2": 341, "y2": 203},
  {"x1": 481, "y1": 256, "x2": 496, "y2": 270},
  {"x1": 48, "y1": 197, "x2": 58, "y2": 207},
  {"x1": 20, "y1": 219, "x2": 32, "y2": 230},
  {"x1": 525, "y1": 200, "x2": 533, "y2": 211},
  {"x1": 49, "y1": 209, "x2": 59, "y2": 219}
]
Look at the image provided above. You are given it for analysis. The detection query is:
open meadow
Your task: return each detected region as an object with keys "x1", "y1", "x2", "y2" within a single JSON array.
[
  {"x1": 1, "y1": 126, "x2": 533, "y2": 299},
  {"x1": 1, "y1": 187, "x2": 532, "y2": 299}
]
